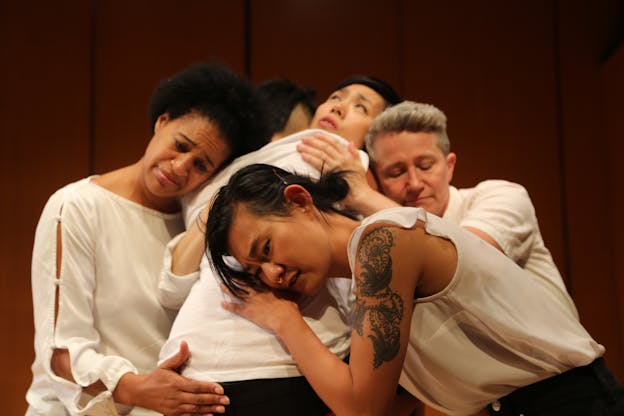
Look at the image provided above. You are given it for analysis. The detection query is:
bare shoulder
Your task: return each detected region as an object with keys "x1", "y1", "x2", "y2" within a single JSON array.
[
  {"x1": 355, "y1": 221, "x2": 425, "y2": 294},
  {"x1": 356, "y1": 220, "x2": 456, "y2": 297}
]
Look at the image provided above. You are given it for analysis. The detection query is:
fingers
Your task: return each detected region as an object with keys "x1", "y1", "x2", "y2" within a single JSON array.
[
  {"x1": 177, "y1": 404, "x2": 226, "y2": 415},
  {"x1": 171, "y1": 380, "x2": 228, "y2": 415},
  {"x1": 159, "y1": 341, "x2": 191, "y2": 371},
  {"x1": 221, "y1": 299, "x2": 244, "y2": 315},
  {"x1": 347, "y1": 141, "x2": 360, "y2": 157},
  {"x1": 298, "y1": 136, "x2": 356, "y2": 172},
  {"x1": 178, "y1": 340, "x2": 190, "y2": 357},
  {"x1": 178, "y1": 391, "x2": 229, "y2": 407},
  {"x1": 299, "y1": 135, "x2": 342, "y2": 159},
  {"x1": 175, "y1": 392, "x2": 229, "y2": 414},
  {"x1": 177, "y1": 403, "x2": 226, "y2": 415}
]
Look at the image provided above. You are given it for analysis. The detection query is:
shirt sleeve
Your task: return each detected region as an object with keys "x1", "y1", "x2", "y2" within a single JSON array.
[
  {"x1": 31, "y1": 191, "x2": 136, "y2": 415},
  {"x1": 457, "y1": 180, "x2": 537, "y2": 263},
  {"x1": 158, "y1": 231, "x2": 200, "y2": 309}
]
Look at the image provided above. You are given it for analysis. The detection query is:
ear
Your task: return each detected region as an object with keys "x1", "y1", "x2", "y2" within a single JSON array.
[
  {"x1": 154, "y1": 113, "x2": 170, "y2": 132},
  {"x1": 283, "y1": 184, "x2": 315, "y2": 214},
  {"x1": 446, "y1": 152, "x2": 457, "y2": 183}
]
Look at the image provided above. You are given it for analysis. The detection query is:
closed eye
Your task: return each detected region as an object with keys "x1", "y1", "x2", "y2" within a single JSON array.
[
  {"x1": 194, "y1": 159, "x2": 208, "y2": 173},
  {"x1": 387, "y1": 168, "x2": 406, "y2": 178},
  {"x1": 175, "y1": 139, "x2": 188, "y2": 152}
]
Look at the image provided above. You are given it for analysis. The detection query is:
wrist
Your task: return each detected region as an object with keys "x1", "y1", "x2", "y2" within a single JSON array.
[
  {"x1": 113, "y1": 372, "x2": 141, "y2": 406},
  {"x1": 347, "y1": 185, "x2": 378, "y2": 216},
  {"x1": 273, "y1": 304, "x2": 306, "y2": 338}
]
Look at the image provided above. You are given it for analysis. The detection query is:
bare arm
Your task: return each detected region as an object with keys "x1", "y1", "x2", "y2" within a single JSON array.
[
  {"x1": 457, "y1": 181, "x2": 538, "y2": 258},
  {"x1": 463, "y1": 225, "x2": 503, "y2": 252},
  {"x1": 223, "y1": 225, "x2": 421, "y2": 415},
  {"x1": 171, "y1": 205, "x2": 209, "y2": 275}
]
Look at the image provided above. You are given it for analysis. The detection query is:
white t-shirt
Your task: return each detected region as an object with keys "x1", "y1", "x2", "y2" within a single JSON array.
[
  {"x1": 443, "y1": 180, "x2": 578, "y2": 317},
  {"x1": 27, "y1": 177, "x2": 182, "y2": 416},
  {"x1": 348, "y1": 207, "x2": 604, "y2": 416},
  {"x1": 159, "y1": 129, "x2": 366, "y2": 381}
]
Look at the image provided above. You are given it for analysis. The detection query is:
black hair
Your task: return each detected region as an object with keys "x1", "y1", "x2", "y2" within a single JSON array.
[
  {"x1": 334, "y1": 74, "x2": 401, "y2": 108},
  {"x1": 207, "y1": 163, "x2": 355, "y2": 298},
  {"x1": 148, "y1": 62, "x2": 270, "y2": 161},
  {"x1": 256, "y1": 78, "x2": 316, "y2": 136}
]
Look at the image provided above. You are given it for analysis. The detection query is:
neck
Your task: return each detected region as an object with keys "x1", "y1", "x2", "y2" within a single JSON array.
[
  {"x1": 324, "y1": 212, "x2": 360, "y2": 278},
  {"x1": 95, "y1": 162, "x2": 180, "y2": 213}
]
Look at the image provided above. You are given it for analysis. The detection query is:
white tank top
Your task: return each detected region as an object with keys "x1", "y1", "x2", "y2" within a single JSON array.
[{"x1": 347, "y1": 207, "x2": 604, "y2": 415}]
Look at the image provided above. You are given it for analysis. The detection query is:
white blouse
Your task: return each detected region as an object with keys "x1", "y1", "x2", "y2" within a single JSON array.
[{"x1": 27, "y1": 177, "x2": 183, "y2": 415}]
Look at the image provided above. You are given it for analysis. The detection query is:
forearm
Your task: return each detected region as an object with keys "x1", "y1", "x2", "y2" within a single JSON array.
[
  {"x1": 171, "y1": 211, "x2": 207, "y2": 275},
  {"x1": 275, "y1": 316, "x2": 361, "y2": 415},
  {"x1": 463, "y1": 226, "x2": 503, "y2": 252},
  {"x1": 112, "y1": 372, "x2": 142, "y2": 406},
  {"x1": 347, "y1": 183, "x2": 400, "y2": 217},
  {"x1": 51, "y1": 348, "x2": 110, "y2": 398}
]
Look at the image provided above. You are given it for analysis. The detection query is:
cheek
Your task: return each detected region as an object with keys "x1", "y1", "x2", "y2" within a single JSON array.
[
  {"x1": 341, "y1": 122, "x2": 368, "y2": 147},
  {"x1": 184, "y1": 172, "x2": 212, "y2": 193},
  {"x1": 429, "y1": 170, "x2": 449, "y2": 193},
  {"x1": 351, "y1": 117, "x2": 370, "y2": 133},
  {"x1": 378, "y1": 178, "x2": 402, "y2": 197}
]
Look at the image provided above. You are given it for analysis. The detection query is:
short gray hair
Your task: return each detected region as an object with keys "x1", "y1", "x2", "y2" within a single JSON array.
[{"x1": 365, "y1": 101, "x2": 450, "y2": 161}]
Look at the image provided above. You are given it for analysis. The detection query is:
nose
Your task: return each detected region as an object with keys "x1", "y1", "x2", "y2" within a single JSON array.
[
  {"x1": 406, "y1": 167, "x2": 424, "y2": 191},
  {"x1": 260, "y1": 262, "x2": 285, "y2": 287},
  {"x1": 330, "y1": 101, "x2": 345, "y2": 118},
  {"x1": 171, "y1": 153, "x2": 193, "y2": 177}
]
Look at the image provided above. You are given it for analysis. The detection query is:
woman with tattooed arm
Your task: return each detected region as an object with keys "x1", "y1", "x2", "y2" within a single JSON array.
[{"x1": 205, "y1": 163, "x2": 623, "y2": 416}]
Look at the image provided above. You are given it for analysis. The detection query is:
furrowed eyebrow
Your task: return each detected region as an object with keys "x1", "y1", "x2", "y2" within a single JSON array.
[
  {"x1": 179, "y1": 133, "x2": 215, "y2": 168},
  {"x1": 248, "y1": 237, "x2": 259, "y2": 260}
]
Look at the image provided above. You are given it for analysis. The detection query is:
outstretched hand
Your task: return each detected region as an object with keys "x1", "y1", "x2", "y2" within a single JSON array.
[{"x1": 115, "y1": 341, "x2": 229, "y2": 415}]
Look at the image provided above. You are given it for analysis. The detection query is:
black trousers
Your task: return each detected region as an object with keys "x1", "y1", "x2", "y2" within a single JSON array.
[
  {"x1": 220, "y1": 376, "x2": 330, "y2": 416},
  {"x1": 487, "y1": 357, "x2": 624, "y2": 415}
]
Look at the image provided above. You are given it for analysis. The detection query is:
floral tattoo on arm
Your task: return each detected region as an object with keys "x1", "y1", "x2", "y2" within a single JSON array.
[{"x1": 353, "y1": 227, "x2": 404, "y2": 369}]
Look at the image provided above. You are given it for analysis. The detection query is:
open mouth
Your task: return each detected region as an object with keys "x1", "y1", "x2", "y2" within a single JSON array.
[{"x1": 318, "y1": 117, "x2": 337, "y2": 130}]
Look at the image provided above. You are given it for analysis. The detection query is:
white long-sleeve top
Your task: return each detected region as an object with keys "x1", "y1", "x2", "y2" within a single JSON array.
[{"x1": 26, "y1": 177, "x2": 182, "y2": 416}]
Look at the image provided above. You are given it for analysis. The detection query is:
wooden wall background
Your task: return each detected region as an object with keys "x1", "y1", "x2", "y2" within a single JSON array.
[{"x1": 1, "y1": 1, "x2": 622, "y2": 414}]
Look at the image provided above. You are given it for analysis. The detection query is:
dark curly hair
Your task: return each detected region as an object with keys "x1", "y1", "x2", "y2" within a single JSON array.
[
  {"x1": 206, "y1": 163, "x2": 356, "y2": 298},
  {"x1": 148, "y1": 62, "x2": 270, "y2": 161}
]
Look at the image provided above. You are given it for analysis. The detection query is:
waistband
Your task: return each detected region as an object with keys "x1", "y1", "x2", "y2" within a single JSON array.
[
  {"x1": 488, "y1": 357, "x2": 623, "y2": 415},
  {"x1": 220, "y1": 376, "x2": 329, "y2": 415}
]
